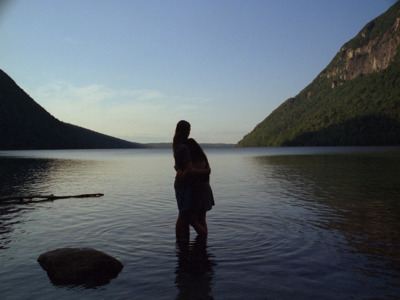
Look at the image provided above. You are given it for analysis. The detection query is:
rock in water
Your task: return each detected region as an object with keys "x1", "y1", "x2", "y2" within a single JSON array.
[{"x1": 37, "y1": 248, "x2": 123, "y2": 286}]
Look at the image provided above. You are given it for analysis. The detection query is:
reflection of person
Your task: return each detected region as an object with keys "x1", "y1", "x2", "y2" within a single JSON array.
[
  {"x1": 186, "y1": 138, "x2": 215, "y2": 238},
  {"x1": 175, "y1": 237, "x2": 215, "y2": 299},
  {"x1": 173, "y1": 120, "x2": 210, "y2": 241}
]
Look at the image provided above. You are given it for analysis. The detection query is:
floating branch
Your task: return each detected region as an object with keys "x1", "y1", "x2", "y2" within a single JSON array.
[{"x1": 0, "y1": 193, "x2": 104, "y2": 204}]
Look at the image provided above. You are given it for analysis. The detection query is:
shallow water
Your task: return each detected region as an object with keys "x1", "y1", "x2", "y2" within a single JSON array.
[{"x1": 0, "y1": 147, "x2": 399, "y2": 299}]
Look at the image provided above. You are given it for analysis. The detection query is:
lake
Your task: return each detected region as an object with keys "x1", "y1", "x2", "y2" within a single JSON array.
[{"x1": 0, "y1": 147, "x2": 399, "y2": 299}]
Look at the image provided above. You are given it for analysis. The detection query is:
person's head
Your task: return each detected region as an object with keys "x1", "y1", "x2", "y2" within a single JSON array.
[
  {"x1": 173, "y1": 120, "x2": 191, "y2": 149},
  {"x1": 186, "y1": 138, "x2": 207, "y2": 163}
]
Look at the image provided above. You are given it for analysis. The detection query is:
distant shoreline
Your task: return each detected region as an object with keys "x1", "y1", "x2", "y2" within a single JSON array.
[{"x1": 145, "y1": 143, "x2": 235, "y2": 149}]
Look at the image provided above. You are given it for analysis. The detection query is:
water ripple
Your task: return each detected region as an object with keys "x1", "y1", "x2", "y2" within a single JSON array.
[{"x1": 1, "y1": 148, "x2": 400, "y2": 299}]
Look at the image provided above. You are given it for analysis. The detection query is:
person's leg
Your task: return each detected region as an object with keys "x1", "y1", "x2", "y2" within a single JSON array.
[
  {"x1": 176, "y1": 211, "x2": 190, "y2": 242},
  {"x1": 198, "y1": 211, "x2": 208, "y2": 235},
  {"x1": 175, "y1": 188, "x2": 191, "y2": 242},
  {"x1": 190, "y1": 211, "x2": 207, "y2": 238}
]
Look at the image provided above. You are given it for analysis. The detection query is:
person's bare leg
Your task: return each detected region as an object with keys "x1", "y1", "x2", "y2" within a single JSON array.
[
  {"x1": 198, "y1": 211, "x2": 208, "y2": 236},
  {"x1": 190, "y1": 212, "x2": 207, "y2": 238},
  {"x1": 176, "y1": 212, "x2": 190, "y2": 242},
  {"x1": 199, "y1": 211, "x2": 208, "y2": 234}
]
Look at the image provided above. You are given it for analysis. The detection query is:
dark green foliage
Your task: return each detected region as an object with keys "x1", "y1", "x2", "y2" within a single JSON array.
[
  {"x1": 283, "y1": 115, "x2": 400, "y2": 146},
  {"x1": 237, "y1": 61, "x2": 400, "y2": 147},
  {"x1": 237, "y1": 1, "x2": 400, "y2": 147},
  {"x1": 0, "y1": 70, "x2": 145, "y2": 150}
]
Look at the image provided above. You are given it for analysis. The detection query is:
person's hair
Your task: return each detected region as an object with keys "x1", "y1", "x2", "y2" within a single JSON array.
[
  {"x1": 186, "y1": 138, "x2": 208, "y2": 164},
  {"x1": 173, "y1": 120, "x2": 191, "y2": 151}
]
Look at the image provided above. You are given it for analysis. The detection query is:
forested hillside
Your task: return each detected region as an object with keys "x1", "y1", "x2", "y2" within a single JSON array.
[
  {"x1": 0, "y1": 70, "x2": 145, "y2": 150},
  {"x1": 237, "y1": 1, "x2": 400, "y2": 147}
]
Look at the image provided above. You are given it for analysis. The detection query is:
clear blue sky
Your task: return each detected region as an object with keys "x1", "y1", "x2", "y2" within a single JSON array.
[{"x1": 0, "y1": 0, "x2": 396, "y2": 143}]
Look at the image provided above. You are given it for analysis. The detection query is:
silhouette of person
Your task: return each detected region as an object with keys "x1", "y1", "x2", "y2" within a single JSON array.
[
  {"x1": 186, "y1": 138, "x2": 215, "y2": 238},
  {"x1": 173, "y1": 120, "x2": 211, "y2": 241}
]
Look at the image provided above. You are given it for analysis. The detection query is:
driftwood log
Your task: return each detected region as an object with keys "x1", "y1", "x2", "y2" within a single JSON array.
[{"x1": 0, "y1": 193, "x2": 104, "y2": 204}]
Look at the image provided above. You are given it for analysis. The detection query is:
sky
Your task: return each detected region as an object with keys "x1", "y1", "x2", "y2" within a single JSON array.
[{"x1": 0, "y1": 0, "x2": 397, "y2": 144}]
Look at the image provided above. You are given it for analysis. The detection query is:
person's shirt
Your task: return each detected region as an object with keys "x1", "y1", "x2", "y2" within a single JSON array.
[
  {"x1": 191, "y1": 160, "x2": 210, "y2": 184},
  {"x1": 174, "y1": 144, "x2": 191, "y2": 189}
]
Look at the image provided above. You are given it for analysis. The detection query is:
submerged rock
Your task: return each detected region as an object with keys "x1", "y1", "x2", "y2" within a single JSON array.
[{"x1": 37, "y1": 248, "x2": 123, "y2": 286}]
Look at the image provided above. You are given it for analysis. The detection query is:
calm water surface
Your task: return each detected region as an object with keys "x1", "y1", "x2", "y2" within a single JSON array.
[{"x1": 0, "y1": 147, "x2": 399, "y2": 299}]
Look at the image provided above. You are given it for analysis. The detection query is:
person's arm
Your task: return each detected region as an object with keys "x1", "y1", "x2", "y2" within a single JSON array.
[
  {"x1": 175, "y1": 144, "x2": 210, "y2": 178},
  {"x1": 184, "y1": 162, "x2": 211, "y2": 177},
  {"x1": 177, "y1": 162, "x2": 210, "y2": 181}
]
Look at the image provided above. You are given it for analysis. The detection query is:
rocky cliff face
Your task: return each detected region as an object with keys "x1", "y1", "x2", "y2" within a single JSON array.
[
  {"x1": 321, "y1": 5, "x2": 400, "y2": 86},
  {"x1": 237, "y1": 1, "x2": 400, "y2": 147}
]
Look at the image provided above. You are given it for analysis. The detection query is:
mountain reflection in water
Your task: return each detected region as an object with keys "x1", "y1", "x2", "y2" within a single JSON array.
[{"x1": 252, "y1": 152, "x2": 400, "y2": 285}]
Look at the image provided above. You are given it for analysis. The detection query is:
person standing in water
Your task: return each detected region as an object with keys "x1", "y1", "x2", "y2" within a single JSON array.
[
  {"x1": 173, "y1": 120, "x2": 210, "y2": 241},
  {"x1": 186, "y1": 138, "x2": 214, "y2": 237}
]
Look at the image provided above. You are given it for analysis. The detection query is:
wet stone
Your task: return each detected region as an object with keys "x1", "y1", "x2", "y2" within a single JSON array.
[{"x1": 37, "y1": 248, "x2": 123, "y2": 286}]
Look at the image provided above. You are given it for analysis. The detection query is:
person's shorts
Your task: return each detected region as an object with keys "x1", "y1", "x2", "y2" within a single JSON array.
[{"x1": 175, "y1": 188, "x2": 191, "y2": 212}]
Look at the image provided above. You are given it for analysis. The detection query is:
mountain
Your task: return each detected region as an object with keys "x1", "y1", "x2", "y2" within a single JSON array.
[
  {"x1": 0, "y1": 69, "x2": 145, "y2": 150},
  {"x1": 237, "y1": 1, "x2": 400, "y2": 147}
]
